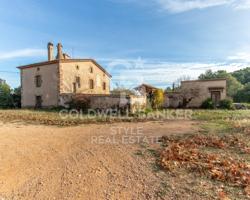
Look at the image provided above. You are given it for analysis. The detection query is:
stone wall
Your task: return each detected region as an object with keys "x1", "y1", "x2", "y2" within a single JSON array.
[
  {"x1": 61, "y1": 94, "x2": 147, "y2": 113},
  {"x1": 164, "y1": 92, "x2": 182, "y2": 108}
]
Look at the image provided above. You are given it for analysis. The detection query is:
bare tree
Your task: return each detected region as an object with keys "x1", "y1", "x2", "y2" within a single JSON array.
[
  {"x1": 179, "y1": 87, "x2": 200, "y2": 108},
  {"x1": 174, "y1": 75, "x2": 192, "y2": 88}
]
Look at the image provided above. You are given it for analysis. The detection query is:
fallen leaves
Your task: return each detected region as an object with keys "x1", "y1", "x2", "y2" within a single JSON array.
[
  {"x1": 159, "y1": 134, "x2": 250, "y2": 196},
  {"x1": 245, "y1": 186, "x2": 250, "y2": 196},
  {"x1": 218, "y1": 189, "x2": 231, "y2": 200}
]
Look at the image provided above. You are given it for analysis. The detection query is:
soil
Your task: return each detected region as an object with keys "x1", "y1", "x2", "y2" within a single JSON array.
[{"x1": 0, "y1": 120, "x2": 197, "y2": 200}]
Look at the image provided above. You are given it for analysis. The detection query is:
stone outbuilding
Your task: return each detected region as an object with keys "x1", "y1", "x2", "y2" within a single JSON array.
[{"x1": 164, "y1": 79, "x2": 227, "y2": 108}]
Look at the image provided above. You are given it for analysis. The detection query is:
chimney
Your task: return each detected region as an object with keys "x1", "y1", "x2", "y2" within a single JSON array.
[
  {"x1": 47, "y1": 42, "x2": 54, "y2": 61},
  {"x1": 56, "y1": 43, "x2": 63, "y2": 60}
]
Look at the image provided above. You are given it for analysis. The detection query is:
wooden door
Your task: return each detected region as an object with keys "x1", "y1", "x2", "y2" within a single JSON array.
[{"x1": 211, "y1": 91, "x2": 221, "y2": 106}]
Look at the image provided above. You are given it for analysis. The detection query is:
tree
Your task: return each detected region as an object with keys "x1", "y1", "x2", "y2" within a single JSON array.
[
  {"x1": 199, "y1": 70, "x2": 243, "y2": 98},
  {"x1": 12, "y1": 86, "x2": 21, "y2": 108},
  {"x1": 198, "y1": 70, "x2": 216, "y2": 80},
  {"x1": 175, "y1": 75, "x2": 191, "y2": 88},
  {"x1": 231, "y1": 67, "x2": 250, "y2": 85},
  {"x1": 152, "y1": 89, "x2": 164, "y2": 109},
  {"x1": 0, "y1": 82, "x2": 13, "y2": 108},
  {"x1": 164, "y1": 87, "x2": 172, "y2": 93},
  {"x1": 234, "y1": 83, "x2": 250, "y2": 103},
  {"x1": 180, "y1": 87, "x2": 200, "y2": 108}
]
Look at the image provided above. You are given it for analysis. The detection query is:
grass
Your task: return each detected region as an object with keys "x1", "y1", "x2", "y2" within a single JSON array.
[
  {"x1": 0, "y1": 109, "x2": 143, "y2": 126},
  {"x1": 1, "y1": 109, "x2": 250, "y2": 129},
  {"x1": 193, "y1": 109, "x2": 250, "y2": 121}
]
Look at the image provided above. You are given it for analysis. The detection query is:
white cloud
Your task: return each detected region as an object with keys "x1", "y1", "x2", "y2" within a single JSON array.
[
  {"x1": 228, "y1": 52, "x2": 250, "y2": 62},
  {"x1": 156, "y1": 0, "x2": 230, "y2": 13},
  {"x1": 0, "y1": 49, "x2": 46, "y2": 60},
  {"x1": 100, "y1": 58, "x2": 248, "y2": 88},
  {"x1": 111, "y1": 0, "x2": 250, "y2": 13},
  {"x1": 153, "y1": 0, "x2": 250, "y2": 13},
  {"x1": 232, "y1": 0, "x2": 250, "y2": 10}
]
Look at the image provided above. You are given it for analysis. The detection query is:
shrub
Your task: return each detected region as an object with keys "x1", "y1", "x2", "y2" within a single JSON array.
[
  {"x1": 152, "y1": 89, "x2": 164, "y2": 109},
  {"x1": 12, "y1": 86, "x2": 21, "y2": 108},
  {"x1": 242, "y1": 103, "x2": 250, "y2": 109},
  {"x1": 201, "y1": 98, "x2": 215, "y2": 109},
  {"x1": 219, "y1": 99, "x2": 234, "y2": 110},
  {"x1": 0, "y1": 83, "x2": 13, "y2": 108},
  {"x1": 68, "y1": 97, "x2": 90, "y2": 112}
]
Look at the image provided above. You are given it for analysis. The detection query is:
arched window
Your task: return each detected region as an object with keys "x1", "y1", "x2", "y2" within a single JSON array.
[{"x1": 89, "y1": 79, "x2": 94, "y2": 89}]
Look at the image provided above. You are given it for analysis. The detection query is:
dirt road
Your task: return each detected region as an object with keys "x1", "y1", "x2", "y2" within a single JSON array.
[{"x1": 0, "y1": 121, "x2": 197, "y2": 200}]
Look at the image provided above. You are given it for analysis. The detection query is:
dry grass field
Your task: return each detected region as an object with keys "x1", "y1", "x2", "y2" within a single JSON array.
[{"x1": 0, "y1": 109, "x2": 249, "y2": 199}]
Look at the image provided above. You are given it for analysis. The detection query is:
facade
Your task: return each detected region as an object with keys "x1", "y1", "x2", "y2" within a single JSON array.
[
  {"x1": 18, "y1": 43, "x2": 111, "y2": 108},
  {"x1": 165, "y1": 79, "x2": 227, "y2": 108}
]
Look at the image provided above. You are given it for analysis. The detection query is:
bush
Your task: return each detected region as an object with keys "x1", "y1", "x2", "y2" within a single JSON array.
[
  {"x1": 12, "y1": 87, "x2": 21, "y2": 108},
  {"x1": 233, "y1": 83, "x2": 250, "y2": 103},
  {"x1": 218, "y1": 99, "x2": 234, "y2": 110},
  {"x1": 0, "y1": 83, "x2": 13, "y2": 108},
  {"x1": 201, "y1": 98, "x2": 215, "y2": 109},
  {"x1": 242, "y1": 103, "x2": 250, "y2": 109},
  {"x1": 152, "y1": 89, "x2": 164, "y2": 109},
  {"x1": 67, "y1": 97, "x2": 90, "y2": 112}
]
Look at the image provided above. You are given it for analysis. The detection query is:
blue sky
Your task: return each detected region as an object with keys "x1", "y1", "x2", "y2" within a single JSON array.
[{"x1": 1, "y1": 0, "x2": 250, "y2": 89}]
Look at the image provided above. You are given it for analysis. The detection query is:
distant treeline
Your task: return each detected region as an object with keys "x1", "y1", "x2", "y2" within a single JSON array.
[{"x1": 0, "y1": 82, "x2": 21, "y2": 108}]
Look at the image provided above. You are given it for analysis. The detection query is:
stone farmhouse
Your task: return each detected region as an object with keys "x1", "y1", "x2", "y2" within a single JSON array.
[
  {"x1": 18, "y1": 43, "x2": 112, "y2": 108},
  {"x1": 18, "y1": 42, "x2": 227, "y2": 110},
  {"x1": 164, "y1": 79, "x2": 227, "y2": 108},
  {"x1": 18, "y1": 43, "x2": 146, "y2": 112}
]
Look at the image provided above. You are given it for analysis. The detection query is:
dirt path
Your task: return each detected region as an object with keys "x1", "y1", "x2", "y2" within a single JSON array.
[{"x1": 0, "y1": 121, "x2": 197, "y2": 200}]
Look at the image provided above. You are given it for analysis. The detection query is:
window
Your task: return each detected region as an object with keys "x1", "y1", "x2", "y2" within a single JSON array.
[
  {"x1": 35, "y1": 75, "x2": 42, "y2": 87},
  {"x1": 76, "y1": 76, "x2": 81, "y2": 88},
  {"x1": 103, "y1": 82, "x2": 106, "y2": 90},
  {"x1": 76, "y1": 65, "x2": 79, "y2": 70},
  {"x1": 89, "y1": 66, "x2": 93, "y2": 73},
  {"x1": 89, "y1": 79, "x2": 94, "y2": 89},
  {"x1": 37, "y1": 67, "x2": 40, "y2": 71}
]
